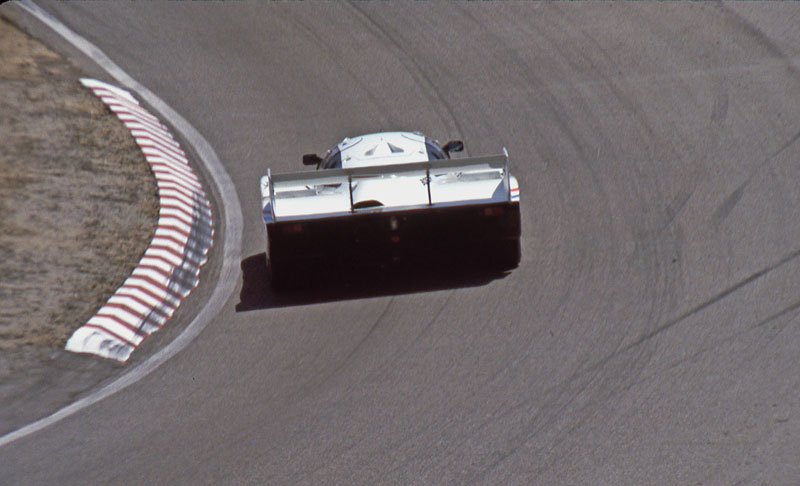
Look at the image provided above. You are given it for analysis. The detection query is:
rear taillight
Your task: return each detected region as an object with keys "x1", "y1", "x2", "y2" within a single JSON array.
[
  {"x1": 282, "y1": 223, "x2": 304, "y2": 234},
  {"x1": 483, "y1": 206, "x2": 505, "y2": 217}
]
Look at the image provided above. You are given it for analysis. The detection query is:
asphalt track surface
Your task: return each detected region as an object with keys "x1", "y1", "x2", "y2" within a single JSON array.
[{"x1": 3, "y1": 3, "x2": 800, "y2": 484}]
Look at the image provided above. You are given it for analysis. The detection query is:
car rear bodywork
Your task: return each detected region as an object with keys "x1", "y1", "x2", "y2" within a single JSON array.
[{"x1": 260, "y1": 135, "x2": 520, "y2": 289}]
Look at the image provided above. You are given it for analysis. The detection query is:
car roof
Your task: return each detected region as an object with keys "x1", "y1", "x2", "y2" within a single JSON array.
[{"x1": 337, "y1": 132, "x2": 430, "y2": 168}]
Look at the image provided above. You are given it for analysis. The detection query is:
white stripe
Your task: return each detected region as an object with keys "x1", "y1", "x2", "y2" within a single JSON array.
[
  {"x1": 105, "y1": 103, "x2": 161, "y2": 127},
  {"x1": 80, "y1": 79, "x2": 138, "y2": 104},
  {"x1": 148, "y1": 236, "x2": 188, "y2": 256},
  {"x1": 159, "y1": 207, "x2": 194, "y2": 226},
  {"x1": 127, "y1": 121, "x2": 177, "y2": 142},
  {"x1": 117, "y1": 112, "x2": 168, "y2": 133},
  {"x1": 149, "y1": 165, "x2": 200, "y2": 186},
  {"x1": 138, "y1": 139, "x2": 188, "y2": 162},
  {"x1": 155, "y1": 181, "x2": 201, "y2": 203},
  {"x1": 157, "y1": 215, "x2": 193, "y2": 234},
  {"x1": 142, "y1": 145, "x2": 189, "y2": 165},
  {"x1": 123, "y1": 276, "x2": 181, "y2": 306},
  {"x1": 106, "y1": 296, "x2": 167, "y2": 325},
  {"x1": 102, "y1": 98, "x2": 161, "y2": 124},
  {"x1": 94, "y1": 305, "x2": 147, "y2": 329},
  {"x1": 115, "y1": 286, "x2": 167, "y2": 310},
  {"x1": 158, "y1": 189, "x2": 205, "y2": 211},
  {"x1": 135, "y1": 136, "x2": 185, "y2": 159},
  {"x1": 154, "y1": 226, "x2": 189, "y2": 244},
  {"x1": 89, "y1": 86, "x2": 142, "y2": 107},
  {"x1": 86, "y1": 316, "x2": 146, "y2": 344},
  {"x1": 158, "y1": 187, "x2": 212, "y2": 216},
  {"x1": 64, "y1": 327, "x2": 134, "y2": 361},
  {"x1": 146, "y1": 156, "x2": 200, "y2": 182},
  {"x1": 131, "y1": 267, "x2": 174, "y2": 289},
  {"x1": 130, "y1": 127, "x2": 180, "y2": 150},
  {"x1": 155, "y1": 175, "x2": 207, "y2": 197},
  {"x1": 152, "y1": 169, "x2": 204, "y2": 192},
  {"x1": 139, "y1": 256, "x2": 176, "y2": 274},
  {"x1": 144, "y1": 247, "x2": 185, "y2": 266}
]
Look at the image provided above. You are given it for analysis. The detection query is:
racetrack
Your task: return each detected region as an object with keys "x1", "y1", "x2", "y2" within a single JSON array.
[{"x1": 3, "y1": 2, "x2": 800, "y2": 484}]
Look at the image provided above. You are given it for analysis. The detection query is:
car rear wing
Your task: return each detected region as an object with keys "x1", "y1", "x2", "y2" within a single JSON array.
[{"x1": 261, "y1": 151, "x2": 514, "y2": 223}]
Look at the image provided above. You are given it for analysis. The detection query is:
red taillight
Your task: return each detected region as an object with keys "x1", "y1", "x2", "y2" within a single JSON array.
[
  {"x1": 483, "y1": 206, "x2": 505, "y2": 217},
  {"x1": 282, "y1": 223, "x2": 304, "y2": 234}
]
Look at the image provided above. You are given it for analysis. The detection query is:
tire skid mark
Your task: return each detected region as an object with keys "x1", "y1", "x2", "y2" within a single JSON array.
[{"x1": 64, "y1": 79, "x2": 214, "y2": 362}]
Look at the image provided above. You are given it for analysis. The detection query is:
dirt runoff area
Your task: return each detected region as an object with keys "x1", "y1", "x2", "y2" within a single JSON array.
[{"x1": 0, "y1": 14, "x2": 158, "y2": 429}]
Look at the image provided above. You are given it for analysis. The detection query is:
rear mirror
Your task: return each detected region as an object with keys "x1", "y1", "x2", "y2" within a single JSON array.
[
  {"x1": 443, "y1": 140, "x2": 464, "y2": 155},
  {"x1": 302, "y1": 153, "x2": 322, "y2": 166}
]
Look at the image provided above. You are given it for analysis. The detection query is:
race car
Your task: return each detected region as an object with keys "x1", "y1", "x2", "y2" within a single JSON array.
[{"x1": 260, "y1": 131, "x2": 520, "y2": 289}]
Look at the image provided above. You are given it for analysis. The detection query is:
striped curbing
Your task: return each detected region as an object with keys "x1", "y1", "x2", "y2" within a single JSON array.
[{"x1": 64, "y1": 78, "x2": 214, "y2": 362}]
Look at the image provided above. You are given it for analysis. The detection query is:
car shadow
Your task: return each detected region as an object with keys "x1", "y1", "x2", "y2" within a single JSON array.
[{"x1": 235, "y1": 252, "x2": 510, "y2": 311}]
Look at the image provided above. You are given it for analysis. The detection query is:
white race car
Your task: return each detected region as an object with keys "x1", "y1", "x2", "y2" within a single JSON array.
[{"x1": 260, "y1": 131, "x2": 520, "y2": 289}]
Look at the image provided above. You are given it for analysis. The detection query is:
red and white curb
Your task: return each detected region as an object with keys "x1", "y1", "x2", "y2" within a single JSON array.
[{"x1": 65, "y1": 78, "x2": 214, "y2": 362}]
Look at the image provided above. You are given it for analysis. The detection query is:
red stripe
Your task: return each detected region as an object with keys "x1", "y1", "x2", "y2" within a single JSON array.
[
  {"x1": 157, "y1": 192, "x2": 212, "y2": 218},
  {"x1": 149, "y1": 233, "x2": 189, "y2": 252},
  {"x1": 129, "y1": 121, "x2": 178, "y2": 143},
  {"x1": 154, "y1": 174, "x2": 205, "y2": 195},
  {"x1": 135, "y1": 263, "x2": 200, "y2": 289},
  {"x1": 94, "y1": 312, "x2": 150, "y2": 337},
  {"x1": 157, "y1": 223, "x2": 191, "y2": 239},
  {"x1": 156, "y1": 192, "x2": 200, "y2": 215},
  {"x1": 82, "y1": 323, "x2": 138, "y2": 348},
  {"x1": 144, "y1": 248, "x2": 182, "y2": 266},
  {"x1": 103, "y1": 98, "x2": 160, "y2": 124},
  {"x1": 118, "y1": 282, "x2": 172, "y2": 306},
  {"x1": 148, "y1": 243, "x2": 204, "y2": 266},
  {"x1": 129, "y1": 272, "x2": 171, "y2": 295},
  {"x1": 103, "y1": 301, "x2": 144, "y2": 319},
  {"x1": 106, "y1": 103, "x2": 160, "y2": 126},
  {"x1": 112, "y1": 291, "x2": 172, "y2": 319},
  {"x1": 136, "y1": 263, "x2": 172, "y2": 280},
  {"x1": 150, "y1": 169, "x2": 202, "y2": 190},
  {"x1": 157, "y1": 183, "x2": 212, "y2": 212},
  {"x1": 151, "y1": 169, "x2": 203, "y2": 191},
  {"x1": 140, "y1": 144, "x2": 188, "y2": 163},
  {"x1": 104, "y1": 303, "x2": 166, "y2": 328},
  {"x1": 131, "y1": 273, "x2": 186, "y2": 303},
  {"x1": 138, "y1": 140, "x2": 188, "y2": 163},
  {"x1": 143, "y1": 253, "x2": 180, "y2": 270},
  {"x1": 130, "y1": 126, "x2": 181, "y2": 151},
  {"x1": 120, "y1": 113, "x2": 166, "y2": 134},
  {"x1": 158, "y1": 209, "x2": 194, "y2": 226},
  {"x1": 156, "y1": 180, "x2": 200, "y2": 200},
  {"x1": 147, "y1": 243, "x2": 185, "y2": 260},
  {"x1": 148, "y1": 160, "x2": 199, "y2": 184}
]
